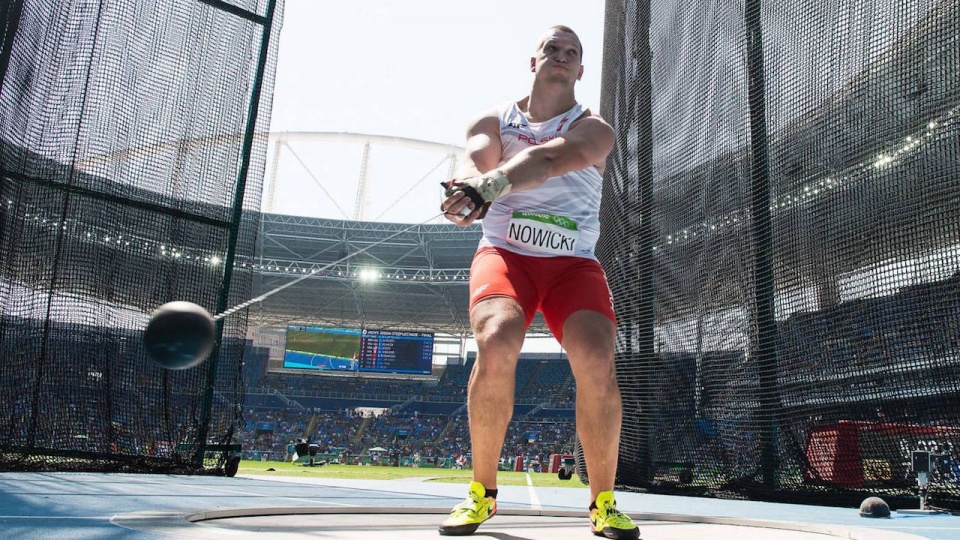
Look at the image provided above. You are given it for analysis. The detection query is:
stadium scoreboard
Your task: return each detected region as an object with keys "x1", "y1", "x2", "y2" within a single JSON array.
[
  {"x1": 358, "y1": 329, "x2": 434, "y2": 374},
  {"x1": 283, "y1": 325, "x2": 433, "y2": 375}
]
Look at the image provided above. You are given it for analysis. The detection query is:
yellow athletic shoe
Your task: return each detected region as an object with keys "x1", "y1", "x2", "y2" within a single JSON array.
[
  {"x1": 438, "y1": 481, "x2": 497, "y2": 536},
  {"x1": 590, "y1": 491, "x2": 640, "y2": 539}
]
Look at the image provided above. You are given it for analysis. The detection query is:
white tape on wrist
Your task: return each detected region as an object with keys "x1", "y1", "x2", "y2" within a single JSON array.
[{"x1": 474, "y1": 170, "x2": 512, "y2": 201}]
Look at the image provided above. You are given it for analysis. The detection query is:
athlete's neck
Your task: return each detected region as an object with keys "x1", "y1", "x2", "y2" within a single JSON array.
[{"x1": 521, "y1": 88, "x2": 576, "y2": 123}]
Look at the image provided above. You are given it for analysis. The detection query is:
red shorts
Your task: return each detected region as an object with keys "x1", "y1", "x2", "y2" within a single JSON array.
[{"x1": 469, "y1": 247, "x2": 616, "y2": 342}]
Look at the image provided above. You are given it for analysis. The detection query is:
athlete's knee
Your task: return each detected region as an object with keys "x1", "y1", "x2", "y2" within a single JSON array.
[
  {"x1": 474, "y1": 335, "x2": 523, "y2": 380},
  {"x1": 472, "y1": 300, "x2": 526, "y2": 357},
  {"x1": 563, "y1": 312, "x2": 617, "y2": 389},
  {"x1": 573, "y1": 355, "x2": 619, "y2": 393}
]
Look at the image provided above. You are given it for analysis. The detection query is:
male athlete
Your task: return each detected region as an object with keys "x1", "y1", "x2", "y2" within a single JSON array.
[{"x1": 438, "y1": 25, "x2": 639, "y2": 539}]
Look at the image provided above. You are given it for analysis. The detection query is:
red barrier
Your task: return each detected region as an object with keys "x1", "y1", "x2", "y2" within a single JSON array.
[
  {"x1": 549, "y1": 453, "x2": 573, "y2": 473},
  {"x1": 805, "y1": 420, "x2": 960, "y2": 488}
]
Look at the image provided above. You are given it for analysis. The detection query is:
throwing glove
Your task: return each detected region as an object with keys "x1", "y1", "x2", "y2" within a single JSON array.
[{"x1": 441, "y1": 170, "x2": 512, "y2": 219}]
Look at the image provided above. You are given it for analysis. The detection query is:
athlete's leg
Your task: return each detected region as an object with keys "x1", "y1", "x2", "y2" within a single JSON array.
[
  {"x1": 464, "y1": 248, "x2": 538, "y2": 491},
  {"x1": 468, "y1": 296, "x2": 527, "y2": 490},
  {"x1": 562, "y1": 310, "x2": 620, "y2": 500},
  {"x1": 538, "y1": 258, "x2": 621, "y2": 501}
]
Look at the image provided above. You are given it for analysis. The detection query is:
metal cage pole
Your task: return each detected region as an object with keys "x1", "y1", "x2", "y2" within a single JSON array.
[
  {"x1": 745, "y1": 0, "x2": 780, "y2": 487},
  {"x1": 193, "y1": 0, "x2": 279, "y2": 465}
]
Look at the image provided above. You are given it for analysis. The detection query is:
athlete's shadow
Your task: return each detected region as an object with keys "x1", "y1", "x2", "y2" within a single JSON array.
[{"x1": 479, "y1": 533, "x2": 535, "y2": 540}]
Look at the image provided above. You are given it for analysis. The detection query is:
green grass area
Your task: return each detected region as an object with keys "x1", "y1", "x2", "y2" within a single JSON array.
[
  {"x1": 238, "y1": 460, "x2": 586, "y2": 489},
  {"x1": 286, "y1": 329, "x2": 360, "y2": 358}
]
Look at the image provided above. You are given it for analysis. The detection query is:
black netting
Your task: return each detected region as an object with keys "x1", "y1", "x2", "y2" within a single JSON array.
[
  {"x1": 599, "y1": 0, "x2": 960, "y2": 510},
  {"x1": 0, "y1": 0, "x2": 282, "y2": 473}
]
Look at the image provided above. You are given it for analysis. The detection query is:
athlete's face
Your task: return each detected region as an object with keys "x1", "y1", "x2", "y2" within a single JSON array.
[{"x1": 530, "y1": 31, "x2": 583, "y2": 85}]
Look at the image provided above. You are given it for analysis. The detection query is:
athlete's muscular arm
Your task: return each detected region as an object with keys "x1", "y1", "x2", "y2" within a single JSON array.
[
  {"x1": 457, "y1": 111, "x2": 502, "y2": 178},
  {"x1": 443, "y1": 109, "x2": 614, "y2": 225},
  {"x1": 443, "y1": 113, "x2": 614, "y2": 224},
  {"x1": 442, "y1": 110, "x2": 501, "y2": 225},
  {"x1": 499, "y1": 114, "x2": 614, "y2": 191}
]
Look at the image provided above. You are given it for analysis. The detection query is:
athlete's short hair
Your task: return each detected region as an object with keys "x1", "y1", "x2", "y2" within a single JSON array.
[{"x1": 537, "y1": 25, "x2": 583, "y2": 58}]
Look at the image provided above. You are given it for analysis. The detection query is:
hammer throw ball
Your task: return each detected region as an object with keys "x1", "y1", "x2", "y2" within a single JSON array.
[{"x1": 143, "y1": 301, "x2": 216, "y2": 370}]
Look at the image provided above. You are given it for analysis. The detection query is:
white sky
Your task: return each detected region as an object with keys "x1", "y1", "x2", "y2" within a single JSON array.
[{"x1": 263, "y1": 0, "x2": 606, "y2": 224}]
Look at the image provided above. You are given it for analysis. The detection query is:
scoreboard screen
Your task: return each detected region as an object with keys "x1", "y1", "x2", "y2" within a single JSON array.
[
  {"x1": 358, "y1": 329, "x2": 434, "y2": 374},
  {"x1": 283, "y1": 325, "x2": 433, "y2": 375},
  {"x1": 283, "y1": 326, "x2": 361, "y2": 372}
]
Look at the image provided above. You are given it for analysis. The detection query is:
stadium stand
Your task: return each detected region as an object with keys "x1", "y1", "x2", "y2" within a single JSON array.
[
  {"x1": 237, "y1": 270, "x2": 959, "y2": 486},
  {"x1": 238, "y1": 352, "x2": 580, "y2": 464}
]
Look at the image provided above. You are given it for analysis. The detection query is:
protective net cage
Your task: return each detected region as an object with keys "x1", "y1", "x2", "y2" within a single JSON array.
[
  {"x1": 598, "y1": 0, "x2": 960, "y2": 510},
  {"x1": 0, "y1": 0, "x2": 282, "y2": 473}
]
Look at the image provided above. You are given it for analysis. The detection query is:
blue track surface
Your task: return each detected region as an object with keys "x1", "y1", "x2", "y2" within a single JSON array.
[{"x1": 0, "y1": 472, "x2": 958, "y2": 539}]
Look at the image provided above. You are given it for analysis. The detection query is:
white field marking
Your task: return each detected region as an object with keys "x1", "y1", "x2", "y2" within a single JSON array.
[{"x1": 524, "y1": 473, "x2": 542, "y2": 510}]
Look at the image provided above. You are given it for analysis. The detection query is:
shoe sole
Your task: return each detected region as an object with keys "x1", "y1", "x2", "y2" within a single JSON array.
[
  {"x1": 438, "y1": 522, "x2": 481, "y2": 536},
  {"x1": 594, "y1": 526, "x2": 640, "y2": 539},
  {"x1": 438, "y1": 510, "x2": 496, "y2": 536}
]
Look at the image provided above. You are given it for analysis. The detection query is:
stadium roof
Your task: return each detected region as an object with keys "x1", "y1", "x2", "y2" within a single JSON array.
[{"x1": 248, "y1": 214, "x2": 552, "y2": 337}]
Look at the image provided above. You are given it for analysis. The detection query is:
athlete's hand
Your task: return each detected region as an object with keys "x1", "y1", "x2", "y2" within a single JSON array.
[
  {"x1": 440, "y1": 170, "x2": 512, "y2": 223},
  {"x1": 440, "y1": 179, "x2": 481, "y2": 226}
]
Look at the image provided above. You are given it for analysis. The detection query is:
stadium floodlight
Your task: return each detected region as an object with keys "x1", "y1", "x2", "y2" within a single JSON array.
[{"x1": 358, "y1": 267, "x2": 379, "y2": 282}]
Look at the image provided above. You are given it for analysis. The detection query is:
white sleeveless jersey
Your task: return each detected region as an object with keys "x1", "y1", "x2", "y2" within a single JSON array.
[{"x1": 477, "y1": 100, "x2": 603, "y2": 259}]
